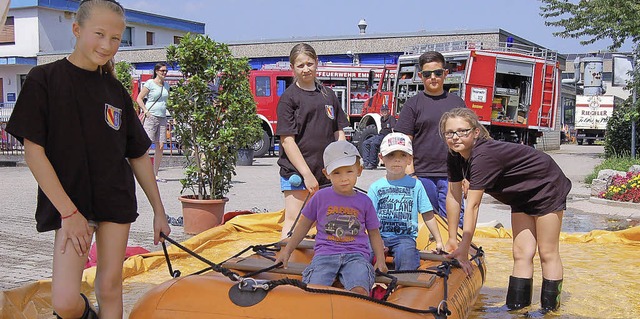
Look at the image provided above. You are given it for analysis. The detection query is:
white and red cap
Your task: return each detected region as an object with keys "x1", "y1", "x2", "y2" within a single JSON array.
[{"x1": 380, "y1": 132, "x2": 413, "y2": 156}]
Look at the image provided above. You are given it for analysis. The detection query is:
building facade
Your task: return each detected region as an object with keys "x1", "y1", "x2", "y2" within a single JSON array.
[{"x1": 0, "y1": 0, "x2": 204, "y2": 106}]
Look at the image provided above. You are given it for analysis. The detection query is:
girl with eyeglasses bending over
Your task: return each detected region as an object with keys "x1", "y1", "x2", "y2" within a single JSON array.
[
  {"x1": 5, "y1": 0, "x2": 170, "y2": 318},
  {"x1": 136, "y1": 62, "x2": 171, "y2": 183},
  {"x1": 440, "y1": 107, "x2": 570, "y2": 315}
]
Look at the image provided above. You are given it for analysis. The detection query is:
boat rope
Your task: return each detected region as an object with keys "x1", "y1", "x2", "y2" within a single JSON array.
[
  {"x1": 160, "y1": 233, "x2": 242, "y2": 282},
  {"x1": 159, "y1": 232, "x2": 459, "y2": 316},
  {"x1": 260, "y1": 272, "x2": 453, "y2": 316}
]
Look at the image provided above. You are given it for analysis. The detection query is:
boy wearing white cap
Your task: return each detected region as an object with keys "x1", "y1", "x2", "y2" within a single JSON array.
[
  {"x1": 276, "y1": 141, "x2": 388, "y2": 296},
  {"x1": 367, "y1": 133, "x2": 444, "y2": 270}
]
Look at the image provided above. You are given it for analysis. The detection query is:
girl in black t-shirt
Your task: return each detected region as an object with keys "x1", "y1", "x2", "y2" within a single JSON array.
[
  {"x1": 275, "y1": 43, "x2": 350, "y2": 239},
  {"x1": 5, "y1": 1, "x2": 170, "y2": 318},
  {"x1": 439, "y1": 108, "x2": 570, "y2": 315}
]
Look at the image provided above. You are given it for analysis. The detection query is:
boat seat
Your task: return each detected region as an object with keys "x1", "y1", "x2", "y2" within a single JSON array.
[
  {"x1": 222, "y1": 257, "x2": 436, "y2": 288},
  {"x1": 292, "y1": 239, "x2": 452, "y2": 262}
]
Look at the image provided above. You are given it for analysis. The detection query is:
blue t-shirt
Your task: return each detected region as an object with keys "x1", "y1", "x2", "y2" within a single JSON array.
[
  {"x1": 143, "y1": 79, "x2": 170, "y2": 117},
  {"x1": 367, "y1": 175, "x2": 433, "y2": 239},
  {"x1": 302, "y1": 187, "x2": 380, "y2": 258}
]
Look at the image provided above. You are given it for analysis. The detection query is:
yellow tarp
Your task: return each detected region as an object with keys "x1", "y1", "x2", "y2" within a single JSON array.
[{"x1": 2, "y1": 211, "x2": 640, "y2": 319}]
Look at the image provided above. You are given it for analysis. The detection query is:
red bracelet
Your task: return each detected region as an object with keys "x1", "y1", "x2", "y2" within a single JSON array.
[{"x1": 61, "y1": 209, "x2": 78, "y2": 220}]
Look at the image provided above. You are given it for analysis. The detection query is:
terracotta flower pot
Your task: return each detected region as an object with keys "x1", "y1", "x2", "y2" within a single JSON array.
[{"x1": 179, "y1": 196, "x2": 229, "y2": 235}]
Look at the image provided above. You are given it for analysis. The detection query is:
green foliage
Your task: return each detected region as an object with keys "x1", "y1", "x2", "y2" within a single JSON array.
[
  {"x1": 540, "y1": 0, "x2": 640, "y2": 156},
  {"x1": 166, "y1": 33, "x2": 262, "y2": 200},
  {"x1": 585, "y1": 154, "x2": 640, "y2": 184},
  {"x1": 604, "y1": 100, "x2": 640, "y2": 158},
  {"x1": 539, "y1": 0, "x2": 640, "y2": 50},
  {"x1": 114, "y1": 61, "x2": 135, "y2": 109}
]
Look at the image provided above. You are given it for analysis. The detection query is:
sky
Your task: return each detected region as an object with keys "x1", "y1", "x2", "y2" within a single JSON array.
[{"x1": 117, "y1": 0, "x2": 633, "y2": 55}]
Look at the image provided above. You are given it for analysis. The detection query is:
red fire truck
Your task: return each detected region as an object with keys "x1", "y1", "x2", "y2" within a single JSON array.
[
  {"x1": 360, "y1": 41, "x2": 560, "y2": 147},
  {"x1": 249, "y1": 62, "x2": 396, "y2": 156}
]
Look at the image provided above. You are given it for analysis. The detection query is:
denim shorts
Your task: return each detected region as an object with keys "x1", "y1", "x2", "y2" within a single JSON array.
[
  {"x1": 302, "y1": 253, "x2": 375, "y2": 293},
  {"x1": 280, "y1": 176, "x2": 306, "y2": 191}
]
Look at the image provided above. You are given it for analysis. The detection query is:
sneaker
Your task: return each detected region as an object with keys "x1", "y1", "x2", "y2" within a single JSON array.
[{"x1": 166, "y1": 214, "x2": 183, "y2": 226}]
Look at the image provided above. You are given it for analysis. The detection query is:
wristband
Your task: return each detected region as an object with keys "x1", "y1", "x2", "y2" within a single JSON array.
[{"x1": 61, "y1": 209, "x2": 78, "y2": 220}]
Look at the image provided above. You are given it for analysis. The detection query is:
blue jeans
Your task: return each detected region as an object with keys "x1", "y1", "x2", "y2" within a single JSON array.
[
  {"x1": 383, "y1": 236, "x2": 419, "y2": 270},
  {"x1": 362, "y1": 134, "x2": 384, "y2": 167},
  {"x1": 418, "y1": 176, "x2": 464, "y2": 228},
  {"x1": 302, "y1": 253, "x2": 375, "y2": 293}
]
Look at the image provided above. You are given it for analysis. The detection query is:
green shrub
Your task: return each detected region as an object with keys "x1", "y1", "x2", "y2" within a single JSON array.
[
  {"x1": 114, "y1": 61, "x2": 135, "y2": 110},
  {"x1": 585, "y1": 155, "x2": 640, "y2": 184},
  {"x1": 604, "y1": 99, "x2": 640, "y2": 158}
]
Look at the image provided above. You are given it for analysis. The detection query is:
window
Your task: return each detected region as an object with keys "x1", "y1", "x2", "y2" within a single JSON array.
[
  {"x1": 0, "y1": 16, "x2": 15, "y2": 45},
  {"x1": 120, "y1": 26, "x2": 132, "y2": 47},
  {"x1": 146, "y1": 31, "x2": 154, "y2": 45},
  {"x1": 173, "y1": 36, "x2": 182, "y2": 44},
  {"x1": 255, "y1": 76, "x2": 270, "y2": 97},
  {"x1": 276, "y1": 77, "x2": 294, "y2": 96},
  {"x1": 18, "y1": 74, "x2": 27, "y2": 91}
]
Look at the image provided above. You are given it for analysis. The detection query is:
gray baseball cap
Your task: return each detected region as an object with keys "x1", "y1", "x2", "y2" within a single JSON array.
[{"x1": 323, "y1": 141, "x2": 360, "y2": 174}]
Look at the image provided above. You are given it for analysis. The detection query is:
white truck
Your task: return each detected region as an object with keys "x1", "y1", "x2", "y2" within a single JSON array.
[{"x1": 574, "y1": 95, "x2": 615, "y2": 145}]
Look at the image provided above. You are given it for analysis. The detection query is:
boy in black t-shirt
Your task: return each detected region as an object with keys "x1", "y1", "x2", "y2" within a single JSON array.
[{"x1": 395, "y1": 51, "x2": 466, "y2": 228}]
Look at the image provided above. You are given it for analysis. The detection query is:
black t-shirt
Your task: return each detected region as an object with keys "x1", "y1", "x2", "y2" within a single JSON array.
[
  {"x1": 6, "y1": 58, "x2": 151, "y2": 232},
  {"x1": 447, "y1": 139, "x2": 572, "y2": 215},
  {"x1": 275, "y1": 83, "x2": 349, "y2": 186},
  {"x1": 394, "y1": 92, "x2": 466, "y2": 177}
]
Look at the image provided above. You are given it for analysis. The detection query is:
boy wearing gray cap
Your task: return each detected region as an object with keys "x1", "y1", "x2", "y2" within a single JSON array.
[
  {"x1": 276, "y1": 141, "x2": 387, "y2": 295},
  {"x1": 367, "y1": 132, "x2": 444, "y2": 270}
]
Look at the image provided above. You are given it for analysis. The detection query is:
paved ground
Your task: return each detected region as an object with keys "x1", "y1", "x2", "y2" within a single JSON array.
[{"x1": 1, "y1": 144, "x2": 639, "y2": 290}]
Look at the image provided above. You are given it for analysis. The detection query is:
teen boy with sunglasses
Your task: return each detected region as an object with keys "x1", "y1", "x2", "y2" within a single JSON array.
[{"x1": 394, "y1": 51, "x2": 466, "y2": 228}]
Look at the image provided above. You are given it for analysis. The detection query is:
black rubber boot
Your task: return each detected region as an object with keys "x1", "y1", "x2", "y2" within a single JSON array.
[
  {"x1": 54, "y1": 293, "x2": 98, "y2": 319},
  {"x1": 540, "y1": 278, "x2": 562, "y2": 313},
  {"x1": 505, "y1": 276, "x2": 533, "y2": 310}
]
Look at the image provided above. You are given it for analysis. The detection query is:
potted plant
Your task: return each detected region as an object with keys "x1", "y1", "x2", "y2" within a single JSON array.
[{"x1": 166, "y1": 33, "x2": 262, "y2": 234}]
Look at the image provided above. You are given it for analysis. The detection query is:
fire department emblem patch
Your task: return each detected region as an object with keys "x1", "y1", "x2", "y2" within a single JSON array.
[
  {"x1": 104, "y1": 103, "x2": 122, "y2": 130},
  {"x1": 325, "y1": 105, "x2": 335, "y2": 120}
]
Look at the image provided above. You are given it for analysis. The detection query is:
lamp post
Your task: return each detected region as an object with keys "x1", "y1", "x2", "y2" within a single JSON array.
[{"x1": 632, "y1": 47, "x2": 637, "y2": 158}]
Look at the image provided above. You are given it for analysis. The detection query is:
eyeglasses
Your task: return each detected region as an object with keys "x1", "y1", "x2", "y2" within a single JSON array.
[
  {"x1": 421, "y1": 69, "x2": 445, "y2": 78},
  {"x1": 443, "y1": 128, "x2": 473, "y2": 139}
]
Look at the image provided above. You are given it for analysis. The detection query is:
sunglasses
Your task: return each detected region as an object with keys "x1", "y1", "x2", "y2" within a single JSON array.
[
  {"x1": 443, "y1": 128, "x2": 473, "y2": 139},
  {"x1": 80, "y1": 0, "x2": 124, "y2": 11},
  {"x1": 157, "y1": 69, "x2": 168, "y2": 73},
  {"x1": 421, "y1": 69, "x2": 445, "y2": 78}
]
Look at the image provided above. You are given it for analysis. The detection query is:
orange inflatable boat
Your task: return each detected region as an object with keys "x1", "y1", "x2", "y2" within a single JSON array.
[{"x1": 131, "y1": 235, "x2": 486, "y2": 319}]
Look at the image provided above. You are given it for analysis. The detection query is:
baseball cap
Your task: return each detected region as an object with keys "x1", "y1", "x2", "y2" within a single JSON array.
[
  {"x1": 380, "y1": 104, "x2": 389, "y2": 111},
  {"x1": 323, "y1": 141, "x2": 361, "y2": 174},
  {"x1": 380, "y1": 132, "x2": 413, "y2": 156}
]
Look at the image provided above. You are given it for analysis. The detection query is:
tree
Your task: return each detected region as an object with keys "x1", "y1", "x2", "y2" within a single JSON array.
[
  {"x1": 539, "y1": 0, "x2": 640, "y2": 50},
  {"x1": 114, "y1": 60, "x2": 136, "y2": 110},
  {"x1": 540, "y1": 0, "x2": 640, "y2": 156},
  {"x1": 166, "y1": 33, "x2": 262, "y2": 200}
]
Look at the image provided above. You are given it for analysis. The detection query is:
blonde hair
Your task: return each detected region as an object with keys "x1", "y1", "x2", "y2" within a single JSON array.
[
  {"x1": 439, "y1": 107, "x2": 492, "y2": 140},
  {"x1": 288, "y1": 43, "x2": 329, "y2": 98},
  {"x1": 75, "y1": 0, "x2": 126, "y2": 76}
]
